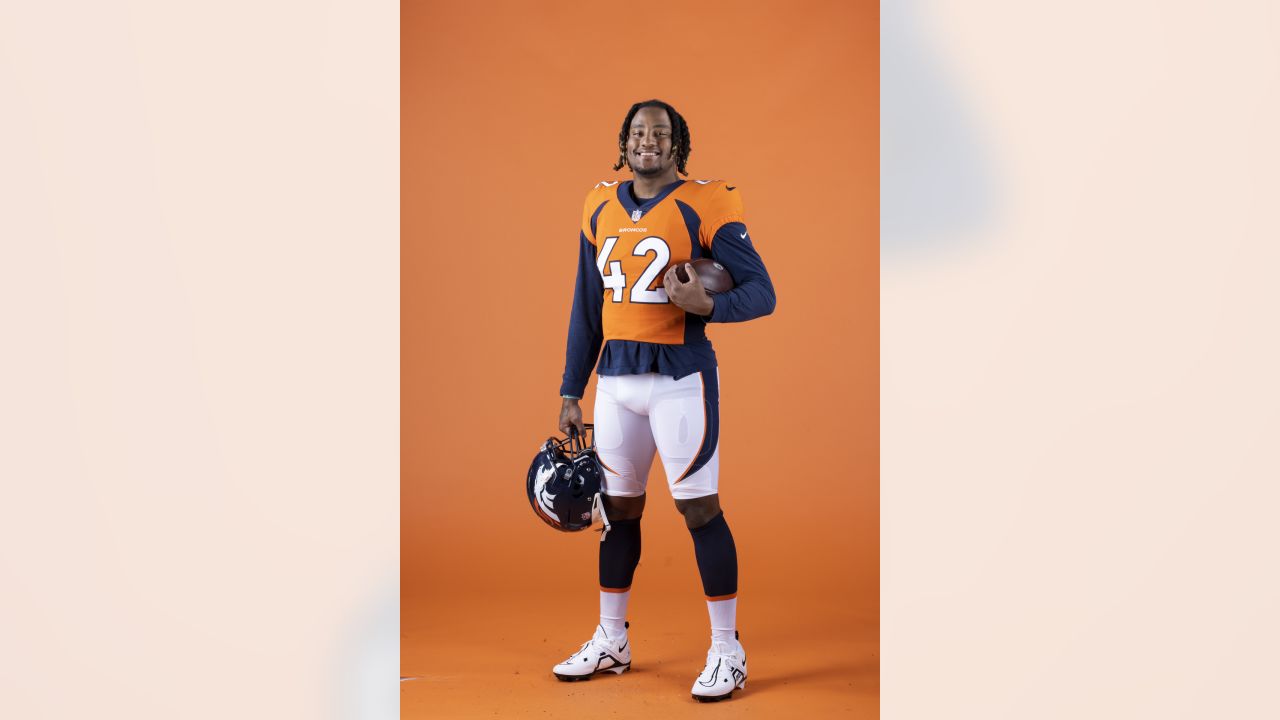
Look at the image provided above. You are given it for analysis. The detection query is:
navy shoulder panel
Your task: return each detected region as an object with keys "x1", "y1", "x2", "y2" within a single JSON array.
[{"x1": 588, "y1": 200, "x2": 609, "y2": 239}]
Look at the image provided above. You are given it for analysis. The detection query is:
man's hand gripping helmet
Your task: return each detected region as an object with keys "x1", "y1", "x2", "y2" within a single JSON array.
[{"x1": 526, "y1": 424, "x2": 611, "y2": 538}]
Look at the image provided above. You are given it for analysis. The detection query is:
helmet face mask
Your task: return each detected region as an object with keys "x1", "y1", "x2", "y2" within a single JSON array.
[{"x1": 527, "y1": 425, "x2": 607, "y2": 533}]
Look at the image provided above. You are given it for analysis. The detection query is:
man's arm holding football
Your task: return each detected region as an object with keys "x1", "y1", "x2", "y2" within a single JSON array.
[
  {"x1": 704, "y1": 222, "x2": 775, "y2": 323},
  {"x1": 664, "y1": 221, "x2": 775, "y2": 321}
]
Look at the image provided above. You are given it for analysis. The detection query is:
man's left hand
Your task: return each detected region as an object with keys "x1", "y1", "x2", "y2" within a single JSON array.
[{"x1": 663, "y1": 263, "x2": 715, "y2": 316}]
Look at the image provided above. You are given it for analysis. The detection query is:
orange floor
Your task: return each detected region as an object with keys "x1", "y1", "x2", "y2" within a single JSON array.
[
  {"x1": 403, "y1": 513, "x2": 878, "y2": 719},
  {"x1": 403, "y1": 599, "x2": 876, "y2": 718}
]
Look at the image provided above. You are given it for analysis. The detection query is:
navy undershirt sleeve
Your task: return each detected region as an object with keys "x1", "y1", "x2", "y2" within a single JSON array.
[
  {"x1": 560, "y1": 231, "x2": 604, "y2": 397},
  {"x1": 707, "y1": 222, "x2": 776, "y2": 323}
]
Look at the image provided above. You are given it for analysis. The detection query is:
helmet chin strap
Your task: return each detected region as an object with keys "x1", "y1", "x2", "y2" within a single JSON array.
[{"x1": 592, "y1": 493, "x2": 612, "y2": 542}]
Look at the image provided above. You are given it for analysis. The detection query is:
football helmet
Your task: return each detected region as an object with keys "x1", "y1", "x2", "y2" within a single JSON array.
[{"x1": 527, "y1": 424, "x2": 610, "y2": 536}]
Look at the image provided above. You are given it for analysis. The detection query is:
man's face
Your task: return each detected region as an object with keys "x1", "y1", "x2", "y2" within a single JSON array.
[{"x1": 625, "y1": 107, "x2": 677, "y2": 178}]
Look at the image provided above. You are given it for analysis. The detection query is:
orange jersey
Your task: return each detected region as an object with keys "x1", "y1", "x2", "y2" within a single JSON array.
[{"x1": 580, "y1": 179, "x2": 745, "y2": 344}]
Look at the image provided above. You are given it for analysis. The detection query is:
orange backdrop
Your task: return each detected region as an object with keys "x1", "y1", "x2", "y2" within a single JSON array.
[{"x1": 403, "y1": 1, "x2": 878, "y2": 716}]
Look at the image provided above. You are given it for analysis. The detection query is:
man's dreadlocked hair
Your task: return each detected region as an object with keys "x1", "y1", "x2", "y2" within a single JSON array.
[{"x1": 612, "y1": 99, "x2": 692, "y2": 176}]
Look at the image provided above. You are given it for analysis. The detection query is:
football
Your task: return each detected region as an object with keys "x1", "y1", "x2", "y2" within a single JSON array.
[{"x1": 675, "y1": 258, "x2": 735, "y2": 295}]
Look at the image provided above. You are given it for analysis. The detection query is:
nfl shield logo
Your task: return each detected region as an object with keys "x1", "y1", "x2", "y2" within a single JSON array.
[{"x1": 631, "y1": 209, "x2": 642, "y2": 222}]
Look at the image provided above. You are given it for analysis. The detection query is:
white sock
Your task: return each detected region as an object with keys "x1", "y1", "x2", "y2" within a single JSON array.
[
  {"x1": 600, "y1": 589, "x2": 630, "y2": 638},
  {"x1": 707, "y1": 597, "x2": 737, "y2": 644}
]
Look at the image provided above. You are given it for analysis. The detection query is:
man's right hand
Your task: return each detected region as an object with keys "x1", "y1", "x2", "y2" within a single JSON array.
[{"x1": 558, "y1": 398, "x2": 584, "y2": 437}]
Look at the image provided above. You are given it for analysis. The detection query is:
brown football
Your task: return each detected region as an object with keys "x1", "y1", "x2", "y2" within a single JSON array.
[{"x1": 675, "y1": 258, "x2": 735, "y2": 295}]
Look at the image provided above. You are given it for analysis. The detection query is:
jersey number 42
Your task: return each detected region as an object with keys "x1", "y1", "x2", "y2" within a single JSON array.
[{"x1": 596, "y1": 236, "x2": 671, "y2": 305}]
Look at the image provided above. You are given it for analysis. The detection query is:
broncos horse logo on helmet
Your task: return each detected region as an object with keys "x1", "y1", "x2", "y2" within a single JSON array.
[{"x1": 527, "y1": 424, "x2": 611, "y2": 538}]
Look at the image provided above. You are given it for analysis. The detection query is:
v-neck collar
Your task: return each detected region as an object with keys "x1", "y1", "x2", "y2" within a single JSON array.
[{"x1": 616, "y1": 179, "x2": 685, "y2": 223}]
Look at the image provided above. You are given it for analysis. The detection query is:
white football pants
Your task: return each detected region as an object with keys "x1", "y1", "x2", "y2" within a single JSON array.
[{"x1": 593, "y1": 371, "x2": 720, "y2": 501}]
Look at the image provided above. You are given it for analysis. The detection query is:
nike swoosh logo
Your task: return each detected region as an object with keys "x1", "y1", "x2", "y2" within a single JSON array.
[{"x1": 739, "y1": 232, "x2": 748, "y2": 239}]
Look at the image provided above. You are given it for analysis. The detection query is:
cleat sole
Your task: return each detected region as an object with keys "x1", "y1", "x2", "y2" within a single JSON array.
[
  {"x1": 554, "y1": 663, "x2": 630, "y2": 682},
  {"x1": 692, "y1": 678, "x2": 745, "y2": 702}
]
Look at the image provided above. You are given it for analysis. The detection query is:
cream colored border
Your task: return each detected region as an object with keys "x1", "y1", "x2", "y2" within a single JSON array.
[
  {"x1": 884, "y1": 1, "x2": 1280, "y2": 717},
  {"x1": 0, "y1": 2, "x2": 399, "y2": 717}
]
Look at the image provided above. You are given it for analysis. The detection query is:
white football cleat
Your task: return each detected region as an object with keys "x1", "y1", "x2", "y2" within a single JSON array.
[
  {"x1": 552, "y1": 623, "x2": 631, "y2": 681},
  {"x1": 691, "y1": 632, "x2": 747, "y2": 702}
]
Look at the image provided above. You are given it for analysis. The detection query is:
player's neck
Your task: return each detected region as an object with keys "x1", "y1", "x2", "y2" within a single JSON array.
[{"x1": 630, "y1": 171, "x2": 680, "y2": 201}]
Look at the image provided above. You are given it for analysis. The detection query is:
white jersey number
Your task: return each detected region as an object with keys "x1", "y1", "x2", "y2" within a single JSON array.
[
  {"x1": 597, "y1": 236, "x2": 627, "y2": 301},
  {"x1": 597, "y1": 236, "x2": 671, "y2": 304}
]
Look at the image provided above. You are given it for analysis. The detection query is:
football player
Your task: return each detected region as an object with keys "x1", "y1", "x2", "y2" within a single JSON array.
[{"x1": 553, "y1": 99, "x2": 776, "y2": 702}]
